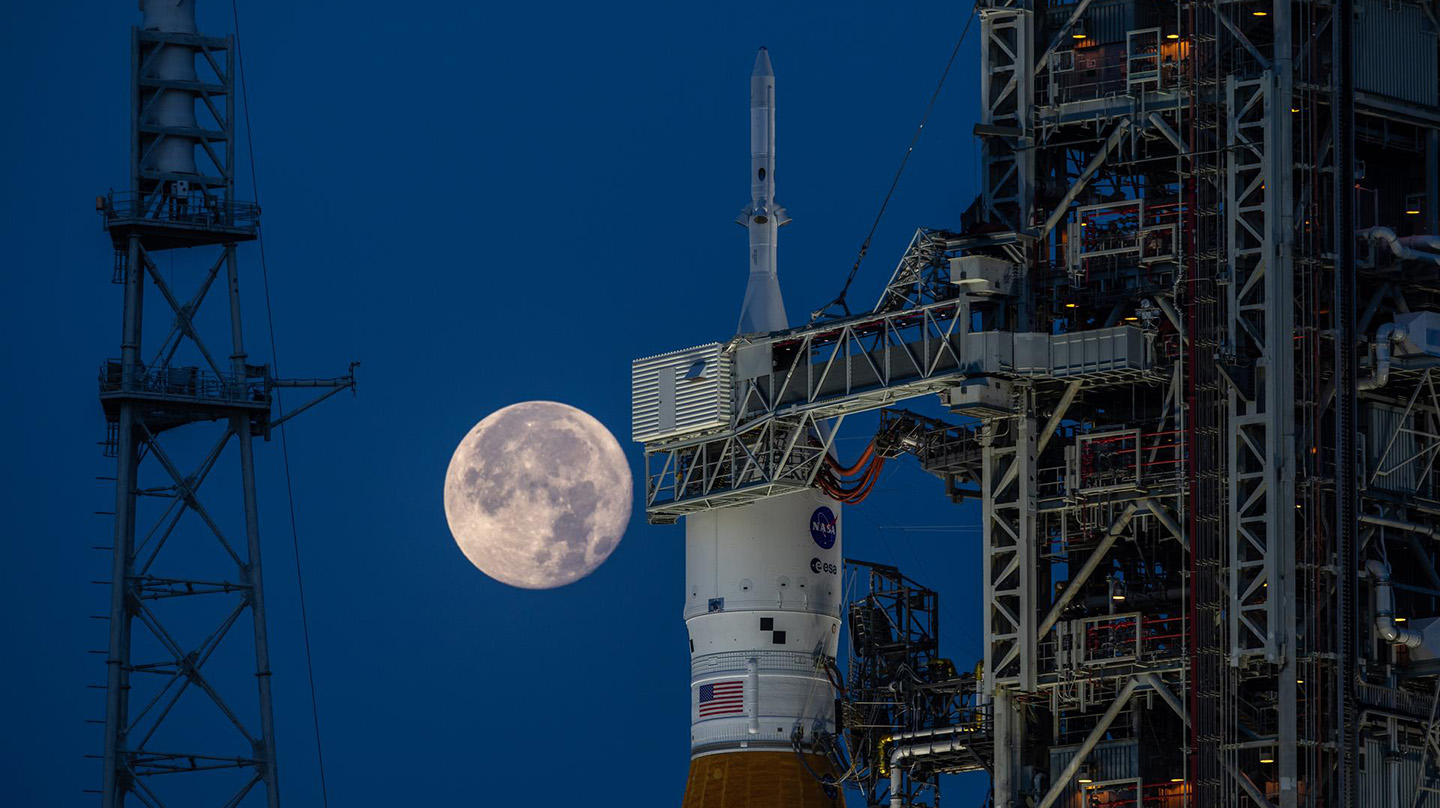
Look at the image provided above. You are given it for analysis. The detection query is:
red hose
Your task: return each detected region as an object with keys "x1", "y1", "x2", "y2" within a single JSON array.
[
  {"x1": 818, "y1": 456, "x2": 886, "y2": 504},
  {"x1": 826, "y1": 441, "x2": 876, "y2": 477}
]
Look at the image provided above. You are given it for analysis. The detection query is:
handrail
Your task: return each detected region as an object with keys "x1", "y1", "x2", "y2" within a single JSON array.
[
  {"x1": 98, "y1": 360, "x2": 268, "y2": 406},
  {"x1": 101, "y1": 190, "x2": 260, "y2": 230}
]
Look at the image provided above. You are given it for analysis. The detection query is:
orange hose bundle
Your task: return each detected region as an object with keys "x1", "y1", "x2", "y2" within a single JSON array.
[{"x1": 818, "y1": 440, "x2": 885, "y2": 504}]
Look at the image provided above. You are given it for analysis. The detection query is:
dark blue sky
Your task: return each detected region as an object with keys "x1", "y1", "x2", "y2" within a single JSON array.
[{"x1": 3, "y1": 1, "x2": 990, "y2": 804}]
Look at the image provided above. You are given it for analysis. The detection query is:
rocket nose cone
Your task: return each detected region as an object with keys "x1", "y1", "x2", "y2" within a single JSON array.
[{"x1": 753, "y1": 47, "x2": 774, "y2": 77}]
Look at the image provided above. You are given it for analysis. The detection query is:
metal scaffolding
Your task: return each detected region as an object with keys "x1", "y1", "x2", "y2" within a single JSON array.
[
  {"x1": 92, "y1": 9, "x2": 351, "y2": 807},
  {"x1": 632, "y1": 0, "x2": 1440, "y2": 803}
]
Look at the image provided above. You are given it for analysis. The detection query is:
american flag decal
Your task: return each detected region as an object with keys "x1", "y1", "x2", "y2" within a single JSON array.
[{"x1": 698, "y1": 680, "x2": 745, "y2": 717}]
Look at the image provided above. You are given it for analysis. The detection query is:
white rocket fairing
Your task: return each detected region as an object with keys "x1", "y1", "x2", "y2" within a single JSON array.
[
  {"x1": 685, "y1": 493, "x2": 844, "y2": 753},
  {"x1": 681, "y1": 48, "x2": 842, "y2": 808},
  {"x1": 736, "y1": 47, "x2": 789, "y2": 336}
]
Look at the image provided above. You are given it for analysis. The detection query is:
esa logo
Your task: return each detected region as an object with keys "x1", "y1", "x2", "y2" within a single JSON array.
[
  {"x1": 809, "y1": 506, "x2": 837, "y2": 549},
  {"x1": 811, "y1": 557, "x2": 838, "y2": 575}
]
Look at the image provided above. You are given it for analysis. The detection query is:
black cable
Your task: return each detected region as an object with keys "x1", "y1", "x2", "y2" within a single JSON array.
[
  {"x1": 229, "y1": 4, "x2": 332, "y2": 805},
  {"x1": 812, "y1": 5, "x2": 980, "y2": 324}
]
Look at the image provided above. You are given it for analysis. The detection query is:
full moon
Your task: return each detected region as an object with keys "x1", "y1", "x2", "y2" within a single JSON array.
[{"x1": 443, "y1": 401, "x2": 632, "y2": 589}]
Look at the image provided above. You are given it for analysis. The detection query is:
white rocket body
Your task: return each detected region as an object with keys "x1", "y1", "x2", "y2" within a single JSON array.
[
  {"x1": 685, "y1": 490, "x2": 843, "y2": 757},
  {"x1": 682, "y1": 49, "x2": 843, "y2": 777},
  {"x1": 736, "y1": 48, "x2": 789, "y2": 336}
]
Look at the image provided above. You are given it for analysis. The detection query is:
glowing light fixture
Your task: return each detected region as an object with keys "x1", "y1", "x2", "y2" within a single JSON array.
[
  {"x1": 1253, "y1": 9, "x2": 1269, "y2": 15},
  {"x1": 1260, "y1": 757, "x2": 1275, "y2": 764},
  {"x1": 1167, "y1": 33, "x2": 1180, "y2": 39},
  {"x1": 1407, "y1": 209, "x2": 1423, "y2": 215},
  {"x1": 1171, "y1": 778, "x2": 1185, "y2": 783},
  {"x1": 1066, "y1": 303, "x2": 1078, "y2": 308},
  {"x1": 1073, "y1": 32, "x2": 1088, "y2": 39}
]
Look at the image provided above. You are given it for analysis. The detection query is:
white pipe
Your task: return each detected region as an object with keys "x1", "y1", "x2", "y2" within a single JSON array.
[
  {"x1": 1041, "y1": 119, "x2": 1130, "y2": 240},
  {"x1": 1221, "y1": 758, "x2": 1278, "y2": 808},
  {"x1": 1388, "y1": 716, "x2": 1402, "y2": 808},
  {"x1": 1360, "y1": 513, "x2": 1440, "y2": 540},
  {"x1": 1360, "y1": 227, "x2": 1440, "y2": 265},
  {"x1": 1037, "y1": 380, "x2": 1082, "y2": 456},
  {"x1": 1154, "y1": 295, "x2": 1188, "y2": 345},
  {"x1": 1358, "y1": 322, "x2": 1407, "y2": 391},
  {"x1": 1135, "y1": 673, "x2": 1190, "y2": 727},
  {"x1": 1147, "y1": 501, "x2": 1188, "y2": 550},
  {"x1": 1400, "y1": 235, "x2": 1440, "y2": 251},
  {"x1": 746, "y1": 657, "x2": 760, "y2": 735},
  {"x1": 1367, "y1": 559, "x2": 1424, "y2": 647},
  {"x1": 888, "y1": 731, "x2": 970, "y2": 808},
  {"x1": 887, "y1": 725, "x2": 972, "y2": 745}
]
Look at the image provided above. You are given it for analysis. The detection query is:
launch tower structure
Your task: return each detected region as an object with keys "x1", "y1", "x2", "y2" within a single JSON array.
[
  {"x1": 93, "y1": 2, "x2": 352, "y2": 806},
  {"x1": 635, "y1": 3, "x2": 1440, "y2": 806}
]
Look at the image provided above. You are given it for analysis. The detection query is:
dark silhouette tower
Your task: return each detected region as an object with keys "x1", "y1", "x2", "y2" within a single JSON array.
[{"x1": 95, "y1": 2, "x2": 352, "y2": 805}]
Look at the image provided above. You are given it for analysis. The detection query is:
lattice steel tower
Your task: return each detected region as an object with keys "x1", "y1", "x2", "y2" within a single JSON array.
[{"x1": 94, "y1": 2, "x2": 352, "y2": 805}]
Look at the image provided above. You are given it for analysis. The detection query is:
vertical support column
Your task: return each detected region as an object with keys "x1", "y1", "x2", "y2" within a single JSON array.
[
  {"x1": 102, "y1": 233, "x2": 145, "y2": 808},
  {"x1": 983, "y1": 411, "x2": 1037, "y2": 808},
  {"x1": 1225, "y1": 74, "x2": 1285, "y2": 663},
  {"x1": 1269, "y1": 0, "x2": 1300, "y2": 796},
  {"x1": 226, "y1": 245, "x2": 282, "y2": 807},
  {"x1": 1333, "y1": 0, "x2": 1359, "y2": 799},
  {"x1": 976, "y1": 31, "x2": 1040, "y2": 759},
  {"x1": 979, "y1": 2, "x2": 1034, "y2": 233},
  {"x1": 225, "y1": 38, "x2": 235, "y2": 212},
  {"x1": 992, "y1": 688, "x2": 1021, "y2": 808},
  {"x1": 128, "y1": 28, "x2": 140, "y2": 203}
]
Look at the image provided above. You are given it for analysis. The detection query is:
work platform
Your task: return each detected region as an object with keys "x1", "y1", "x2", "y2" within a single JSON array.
[{"x1": 100, "y1": 190, "x2": 259, "y2": 250}]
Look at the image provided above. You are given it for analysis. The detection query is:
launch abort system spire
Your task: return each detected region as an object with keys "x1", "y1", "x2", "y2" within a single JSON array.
[{"x1": 736, "y1": 47, "x2": 789, "y2": 336}]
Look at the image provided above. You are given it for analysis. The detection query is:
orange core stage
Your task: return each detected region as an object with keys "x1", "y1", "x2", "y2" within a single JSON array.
[{"x1": 681, "y1": 751, "x2": 840, "y2": 808}]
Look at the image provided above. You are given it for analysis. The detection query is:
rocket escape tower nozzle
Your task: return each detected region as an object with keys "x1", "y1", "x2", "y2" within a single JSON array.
[{"x1": 736, "y1": 47, "x2": 789, "y2": 336}]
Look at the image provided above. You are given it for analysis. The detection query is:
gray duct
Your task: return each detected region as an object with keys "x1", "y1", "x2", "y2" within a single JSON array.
[
  {"x1": 887, "y1": 728, "x2": 971, "y2": 808},
  {"x1": 1360, "y1": 227, "x2": 1440, "y2": 266},
  {"x1": 1366, "y1": 559, "x2": 1423, "y2": 647},
  {"x1": 1358, "y1": 322, "x2": 1407, "y2": 391}
]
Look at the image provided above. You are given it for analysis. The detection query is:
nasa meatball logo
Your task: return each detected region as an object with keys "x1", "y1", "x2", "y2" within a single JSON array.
[{"x1": 809, "y1": 506, "x2": 837, "y2": 549}]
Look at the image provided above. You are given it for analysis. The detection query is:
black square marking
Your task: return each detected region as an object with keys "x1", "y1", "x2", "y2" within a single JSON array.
[
  {"x1": 760, "y1": 617, "x2": 774, "y2": 631},
  {"x1": 772, "y1": 630, "x2": 787, "y2": 644}
]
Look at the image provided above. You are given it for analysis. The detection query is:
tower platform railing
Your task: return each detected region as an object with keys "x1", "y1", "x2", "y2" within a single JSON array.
[
  {"x1": 98, "y1": 359, "x2": 270, "y2": 410},
  {"x1": 99, "y1": 189, "x2": 260, "y2": 245}
]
